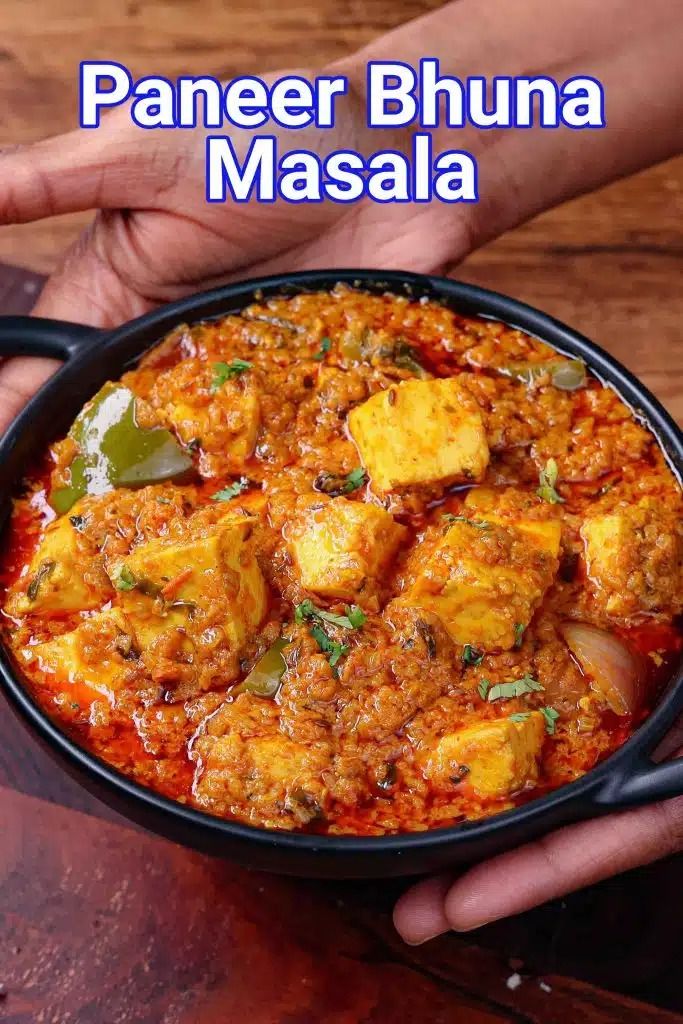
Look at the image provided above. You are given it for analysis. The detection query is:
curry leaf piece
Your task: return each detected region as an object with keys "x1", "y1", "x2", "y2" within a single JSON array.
[
  {"x1": 462, "y1": 644, "x2": 485, "y2": 666},
  {"x1": 211, "y1": 359, "x2": 252, "y2": 390},
  {"x1": 487, "y1": 675, "x2": 544, "y2": 702},
  {"x1": 115, "y1": 565, "x2": 137, "y2": 592},
  {"x1": 49, "y1": 384, "x2": 193, "y2": 514},
  {"x1": 233, "y1": 638, "x2": 289, "y2": 699},
  {"x1": 477, "y1": 678, "x2": 491, "y2": 700},
  {"x1": 541, "y1": 706, "x2": 560, "y2": 735},
  {"x1": 313, "y1": 337, "x2": 332, "y2": 361},
  {"x1": 514, "y1": 623, "x2": 525, "y2": 649},
  {"x1": 212, "y1": 477, "x2": 250, "y2": 502},
  {"x1": 536, "y1": 458, "x2": 565, "y2": 505}
]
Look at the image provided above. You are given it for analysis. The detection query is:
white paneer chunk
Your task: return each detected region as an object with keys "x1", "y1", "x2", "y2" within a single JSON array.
[
  {"x1": 347, "y1": 378, "x2": 489, "y2": 494},
  {"x1": 425, "y1": 713, "x2": 545, "y2": 798},
  {"x1": 288, "y1": 496, "x2": 406, "y2": 600}
]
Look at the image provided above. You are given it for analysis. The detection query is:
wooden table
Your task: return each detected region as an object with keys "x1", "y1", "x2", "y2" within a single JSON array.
[{"x1": 0, "y1": 3, "x2": 682, "y2": 1021}]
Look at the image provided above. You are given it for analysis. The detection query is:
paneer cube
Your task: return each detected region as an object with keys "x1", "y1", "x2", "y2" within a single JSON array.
[
  {"x1": 464, "y1": 487, "x2": 562, "y2": 557},
  {"x1": 193, "y1": 699, "x2": 332, "y2": 828},
  {"x1": 25, "y1": 608, "x2": 137, "y2": 700},
  {"x1": 581, "y1": 498, "x2": 683, "y2": 618},
  {"x1": 288, "y1": 496, "x2": 406, "y2": 600},
  {"x1": 400, "y1": 508, "x2": 560, "y2": 650},
  {"x1": 347, "y1": 378, "x2": 489, "y2": 494},
  {"x1": 425, "y1": 713, "x2": 545, "y2": 798},
  {"x1": 108, "y1": 511, "x2": 267, "y2": 656},
  {"x1": 6, "y1": 515, "x2": 112, "y2": 617}
]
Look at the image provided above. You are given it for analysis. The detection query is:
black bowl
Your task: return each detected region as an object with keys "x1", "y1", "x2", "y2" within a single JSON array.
[{"x1": 0, "y1": 269, "x2": 682, "y2": 879}]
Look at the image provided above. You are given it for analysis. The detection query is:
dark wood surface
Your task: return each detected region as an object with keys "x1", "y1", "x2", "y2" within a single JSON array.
[{"x1": 0, "y1": 1, "x2": 682, "y2": 1019}]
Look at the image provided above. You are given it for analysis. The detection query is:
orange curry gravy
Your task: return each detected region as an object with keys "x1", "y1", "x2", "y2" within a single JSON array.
[{"x1": 1, "y1": 286, "x2": 681, "y2": 835}]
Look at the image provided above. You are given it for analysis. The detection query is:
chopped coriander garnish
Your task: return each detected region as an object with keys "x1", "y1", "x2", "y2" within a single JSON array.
[
  {"x1": 537, "y1": 458, "x2": 564, "y2": 505},
  {"x1": 327, "y1": 641, "x2": 349, "y2": 670},
  {"x1": 486, "y1": 675, "x2": 543, "y2": 702},
  {"x1": 462, "y1": 644, "x2": 484, "y2": 666},
  {"x1": 314, "y1": 467, "x2": 367, "y2": 497},
  {"x1": 514, "y1": 623, "x2": 525, "y2": 649},
  {"x1": 115, "y1": 565, "x2": 137, "y2": 592},
  {"x1": 477, "y1": 678, "x2": 491, "y2": 700},
  {"x1": 212, "y1": 477, "x2": 250, "y2": 502},
  {"x1": 442, "y1": 513, "x2": 491, "y2": 530},
  {"x1": 509, "y1": 712, "x2": 532, "y2": 723},
  {"x1": 296, "y1": 598, "x2": 363, "y2": 675},
  {"x1": 346, "y1": 604, "x2": 367, "y2": 629},
  {"x1": 211, "y1": 359, "x2": 252, "y2": 391},
  {"x1": 310, "y1": 623, "x2": 349, "y2": 673},
  {"x1": 343, "y1": 467, "x2": 367, "y2": 493},
  {"x1": 313, "y1": 336, "x2": 332, "y2": 361},
  {"x1": 295, "y1": 598, "x2": 366, "y2": 631},
  {"x1": 541, "y1": 706, "x2": 560, "y2": 734}
]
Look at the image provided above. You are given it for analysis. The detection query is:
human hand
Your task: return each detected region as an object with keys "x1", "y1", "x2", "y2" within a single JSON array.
[
  {"x1": 0, "y1": 65, "x2": 475, "y2": 428},
  {"x1": 394, "y1": 731, "x2": 683, "y2": 943}
]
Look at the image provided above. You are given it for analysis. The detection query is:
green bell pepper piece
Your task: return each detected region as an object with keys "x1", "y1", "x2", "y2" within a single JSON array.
[
  {"x1": 50, "y1": 383, "x2": 194, "y2": 514},
  {"x1": 233, "y1": 638, "x2": 289, "y2": 698}
]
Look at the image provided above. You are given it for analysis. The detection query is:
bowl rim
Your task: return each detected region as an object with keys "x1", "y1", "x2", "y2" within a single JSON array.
[{"x1": 1, "y1": 267, "x2": 682, "y2": 856}]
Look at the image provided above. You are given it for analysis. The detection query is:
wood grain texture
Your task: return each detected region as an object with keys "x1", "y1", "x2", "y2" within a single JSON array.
[{"x1": 1, "y1": 784, "x2": 681, "y2": 1024}]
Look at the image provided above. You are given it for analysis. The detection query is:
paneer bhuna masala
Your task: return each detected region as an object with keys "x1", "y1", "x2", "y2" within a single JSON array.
[{"x1": 1, "y1": 285, "x2": 681, "y2": 834}]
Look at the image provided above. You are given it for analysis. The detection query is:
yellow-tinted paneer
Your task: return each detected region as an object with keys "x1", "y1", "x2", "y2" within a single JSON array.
[
  {"x1": 348, "y1": 378, "x2": 489, "y2": 494},
  {"x1": 401, "y1": 503, "x2": 560, "y2": 650},
  {"x1": 288, "y1": 496, "x2": 406, "y2": 600},
  {"x1": 193, "y1": 698, "x2": 331, "y2": 829},
  {"x1": 6, "y1": 515, "x2": 112, "y2": 616},
  {"x1": 107, "y1": 510, "x2": 267, "y2": 666},
  {"x1": 26, "y1": 608, "x2": 137, "y2": 700},
  {"x1": 464, "y1": 487, "x2": 563, "y2": 556},
  {"x1": 581, "y1": 498, "x2": 683, "y2": 619},
  {"x1": 426, "y1": 712, "x2": 545, "y2": 798}
]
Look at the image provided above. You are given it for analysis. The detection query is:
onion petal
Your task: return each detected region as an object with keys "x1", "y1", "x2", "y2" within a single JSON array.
[{"x1": 560, "y1": 621, "x2": 644, "y2": 716}]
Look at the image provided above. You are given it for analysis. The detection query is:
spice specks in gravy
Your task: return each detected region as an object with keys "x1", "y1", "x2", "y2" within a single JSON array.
[{"x1": 1, "y1": 286, "x2": 681, "y2": 835}]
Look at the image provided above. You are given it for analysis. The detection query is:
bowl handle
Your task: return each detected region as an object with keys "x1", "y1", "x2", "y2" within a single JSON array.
[
  {"x1": 595, "y1": 753, "x2": 683, "y2": 809},
  {"x1": 0, "y1": 316, "x2": 103, "y2": 360}
]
